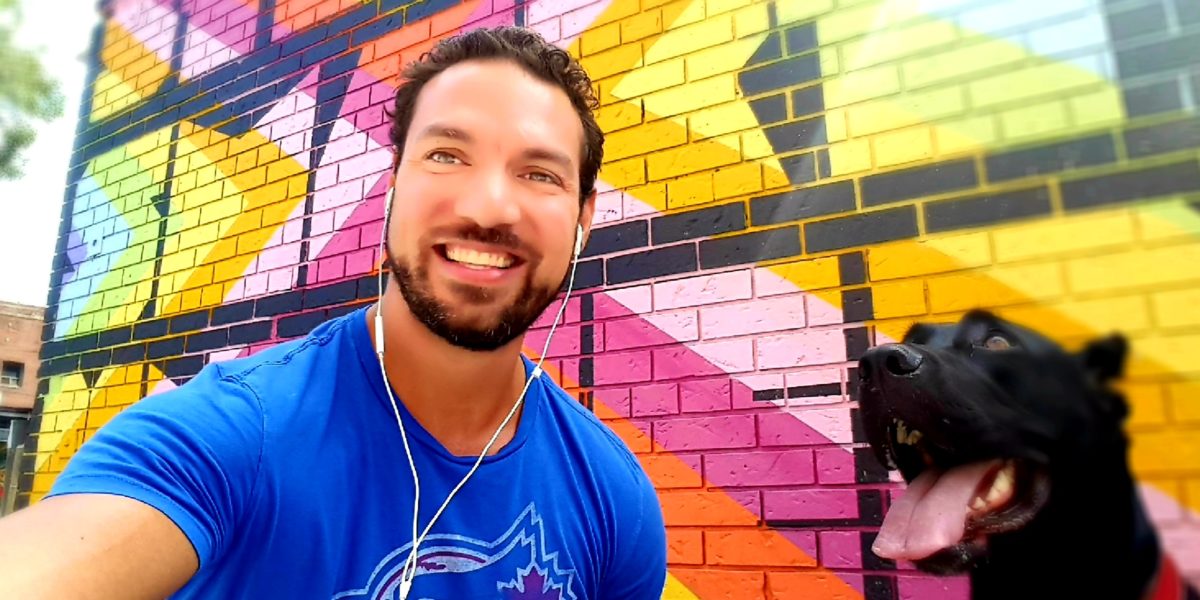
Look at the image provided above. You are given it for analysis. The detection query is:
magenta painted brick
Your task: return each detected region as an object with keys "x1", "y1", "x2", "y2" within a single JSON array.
[
  {"x1": 524, "y1": 324, "x2": 581, "y2": 359},
  {"x1": 592, "y1": 350, "x2": 652, "y2": 385},
  {"x1": 652, "y1": 338, "x2": 753, "y2": 380},
  {"x1": 632, "y1": 383, "x2": 679, "y2": 417},
  {"x1": 704, "y1": 449, "x2": 815, "y2": 487},
  {"x1": 359, "y1": 219, "x2": 384, "y2": 250},
  {"x1": 807, "y1": 294, "x2": 844, "y2": 326},
  {"x1": 818, "y1": 531, "x2": 862, "y2": 568},
  {"x1": 594, "y1": 387, "x2": 631, "y2": 418},
  {"x1": 654, "y1": 270, "x2": 752, "y2": 310},
  {"x1": 779, "y1": 530, "x2": 819, "y2": 559},
  {"x1": 532, "y1": 296, "x2": 581, "y2": 328},
  {"x1": 699, "y1": 295, "x2": 806, "y2": 338},
  {"x1": 605, "y1": 311, "x2": 698, "y2": 351},
  {"x1": 596, "y1": 286, "x2": 651, "y2": 317},
  {"x1": 756, "y1": 329, "x2": 847, "y2": 369},
  {"x1": 343, "y1": 248, "x2": 377, "y2": 276},
  {"x1": 897, "y1": 575, "x2": 971, "y2": 600},
  {"x1": 815, "y1": 448, "x2": 857, "y2": 484},
  {"x1": 652, "y1": 414, "x2": 755, "y2": 451},
  {"x1": 730, "y1": 379, "x2": 760, "y2": 410},
  {"x1": 680, "y1": 377, "x2": 731, "y2": 413},
  {"x1": 763, "y1": 489, "x2": 859, "y2": 520},
  {"x1": 315, "y1": 256, "x2": 345, "y2": 283},
  {"x1": 757, "y1": 412, "x2": 837, "y2": 447}
]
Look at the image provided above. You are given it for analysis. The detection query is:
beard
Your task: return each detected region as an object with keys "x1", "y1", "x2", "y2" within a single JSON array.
[{"x1": 384, "y1": 240, "x2": 568, "y2": 352}]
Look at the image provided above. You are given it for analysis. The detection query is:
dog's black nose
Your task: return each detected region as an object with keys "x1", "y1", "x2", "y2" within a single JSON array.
[{"x1": 859, "y1": 344, "x2": 924, "y2": 379}]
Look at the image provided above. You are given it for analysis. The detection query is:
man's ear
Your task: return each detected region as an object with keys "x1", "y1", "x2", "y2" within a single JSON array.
[
  {"x1": 1080, "y1": 333, "x2": 1128, "y2": 384},
  {"x1": 578, "y1": 188, "x2": 597, "y2": 249}
]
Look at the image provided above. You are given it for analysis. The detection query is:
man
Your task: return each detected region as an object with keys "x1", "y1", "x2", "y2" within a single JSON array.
[{"x1": 0, "y1": 26, "x2": 668, "y2": 599}]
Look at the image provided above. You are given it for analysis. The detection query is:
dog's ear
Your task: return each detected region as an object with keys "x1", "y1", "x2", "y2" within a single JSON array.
[{"x1": 1080, "y1": 333, "x2": 1128, "y2": 384}]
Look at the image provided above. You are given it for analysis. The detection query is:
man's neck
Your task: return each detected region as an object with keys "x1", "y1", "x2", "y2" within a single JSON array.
[{"x1": 366, "y1": 299, "x2": 531, "y2": 458}]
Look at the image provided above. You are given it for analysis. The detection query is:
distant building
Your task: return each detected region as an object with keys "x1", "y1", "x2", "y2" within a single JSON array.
[{"x1": 0, "y1": 301, "x2": 42, "y2": 513}]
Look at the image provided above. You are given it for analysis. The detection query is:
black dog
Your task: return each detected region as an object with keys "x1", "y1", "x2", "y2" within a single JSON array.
[{"x1": 856, "y1": 310, "x2": 1197, "y2": 600}]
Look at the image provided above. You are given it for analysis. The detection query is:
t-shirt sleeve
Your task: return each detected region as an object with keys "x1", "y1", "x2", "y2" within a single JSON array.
[
  {"x1": 45, "y1": 362, "x2": 265, "y2": 568},
  {"x1": 604, "y1": 469, "x2": 668, "y2": 600}
]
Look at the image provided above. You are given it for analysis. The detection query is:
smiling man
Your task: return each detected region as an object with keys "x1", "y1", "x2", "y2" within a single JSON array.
[{"x1": 0, "y1": 26, "x2": 668, "y2": 600}]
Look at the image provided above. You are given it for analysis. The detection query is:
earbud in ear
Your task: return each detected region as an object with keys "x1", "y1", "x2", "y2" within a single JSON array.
[{"x1": 574, "y1": 224, "x2": 583, "y2": 256}]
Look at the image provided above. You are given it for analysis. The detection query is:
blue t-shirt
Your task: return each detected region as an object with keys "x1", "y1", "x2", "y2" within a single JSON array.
[{"x1": 48, "y1": 307, "x2": 667, "y2": 599}]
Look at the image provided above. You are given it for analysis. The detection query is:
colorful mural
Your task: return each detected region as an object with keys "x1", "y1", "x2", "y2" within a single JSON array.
[{"x1": 19, "y1": 0, "x2": 1200, "y2": 596}]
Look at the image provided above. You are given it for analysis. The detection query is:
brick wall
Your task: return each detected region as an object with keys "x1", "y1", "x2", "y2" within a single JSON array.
[{"x1": 22, "y1": 0, "x2": 1200, "y2": 597}]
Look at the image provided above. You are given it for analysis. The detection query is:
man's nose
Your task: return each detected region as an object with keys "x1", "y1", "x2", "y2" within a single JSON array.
[{"x1": 454, "y1": 168, "x2": 520, "y2": 229}]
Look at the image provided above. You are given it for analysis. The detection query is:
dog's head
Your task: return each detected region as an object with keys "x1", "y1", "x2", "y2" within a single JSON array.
[{"x1": 856, "y1": 309, "x2": 1130, "y2": 574}]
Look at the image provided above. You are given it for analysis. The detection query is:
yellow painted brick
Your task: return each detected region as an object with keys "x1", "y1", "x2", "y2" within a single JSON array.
[
  {"x1": 661, "y1": 0, "x2": 705, "y2": 27},
  {"x1": 605, "y1": 119, "x2": 688, "y2": 161},
  {"x1": 1169, "y1": 382, "x2": 1200, "y2": 424},
  {"x1": 848, "y1": 86, "x2": 967, "y2": 137},
  {"x1": 647, "y1": 135, "x2": 741, "y2": 180},
  {"x1": 1137, "y1": 198, "x2": 1200, "y2": 243},
  {"x1": 1068, "y1": 243, "x2": 1200, "y2": 295},
  {"x1": 927, "y1": 263, "x2": 1064, "y2": 313},
  {"x1": 777, "y1": 0, "x2": 834, "y2": 25},
  {"x1": 869, "y1": 233, "x2": 992, "y2": 280},
  {"x1": 580, "y1": 44, "x2": 643, "y2": 81},
  {"x1": 995, "y1": 296, "x2": 1151, "y2": 340},
  {"x1": 840, "y1": 18, "x2": 959, "y2": 72},
  {"x1": 628, "y1": 182, "x2": 667, "y2": 208},
  {"x1": 714, "y1": 162, "x2": 762, "y2": 199},
  {"x1": 970, "y1": 62, "x2": 1105, "y2": 110},
  {"x1": 1069, "y1": 86, "x2": 1124, "y2": 128},
  {"x1": 199, "y1": 194, "x2": 242, "y2": 225},
  {"x1": 936, "y1": 115, "x2": 999, "y2": 156},
  {"x1": 200, "y1": 283, "x2": 225, "y2": 307},
  {"x1": 873, "y1": 127, "x2": 933, "y2": 167},
  {"x1": 599, "y1": 157, "x2": 647, "y2": 187},
  {"x1": 685, "y1": 37, "x2": 763, "y2": 80},
  {"x1": 581, "y1": 22, "x2": 621, "y2": 55},
  {"x1": 179, "y1": 222, "x2": 219, "y2": 251},
  {"x1": 708, "y1": 0, "x2": 752, "y2": 16},
  {"x1": 590, "y1": 0, "x2": 641, "y2": 26},
  {"x1": 742, "y1": 131, "x2": 775, "y2": 159},
  {"x1": 826, "y1": 107, "x2": 847, "y2": 142},
  {"x1": 872, "y1": 279, "x2": 928, "y2": 319},
  {"x1": 643, "y1": 14, "x2": 733, "y2": 64},
  {"x1": 818, "y1": 0, "x2": 925, "y2": 43},
  {"x1": 771, "y1": 256, "x2": 841, "y2": 290},
  {"x1": 621, "y1": 9, "x2": 663, "y2": 42},
  {"x1": 611, "y1": 58, "x2": 685, "y2": 99},
  {"x1": 645, "y1": 75, "x2": 737, "y2": 118},
  {"x1": 763, "y1": 161, "x2": 790, "y2": 189},
  {"x1": 992, "y1": 211, "x2": 1136, "y2": 263},
  {"x1": 667, "y1": 172, "x2": 715, "y2": 208},
  {"x1": 902, "y1": 38, "x2": 1028, "y2": 90},
  {"x1": 999, "y1": 100, "x2": 1071, "y2": 141},
  {"x1": 1152, "y1": 289, "x2": 1200, "y2": 329},
  {"x1": 160, "y1": 248, "x2": 197, "y2": 275},
  {"x1": 1121, "y1": 383, "x2": 1169, "y2": 428},
  {"x1": 827, "y1": 139, "x2": 872, "y2": 176},
  {"x1": 1130, "y1": 428, "x2": 1200, "y2": 473},
  {"x1": 733, "y1": 3, "x2": 770, "y2": 37},
  {"x1": 689, "y1": 102, "x2": 760, "y2": 138},
  {"x1": 824, "y1": 64, "x2": 901, "y2": 108}
]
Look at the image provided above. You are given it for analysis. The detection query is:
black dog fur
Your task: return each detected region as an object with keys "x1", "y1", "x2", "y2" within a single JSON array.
[{"x1": 856, "y1": 310, "x2": 1197, "y2": 600}]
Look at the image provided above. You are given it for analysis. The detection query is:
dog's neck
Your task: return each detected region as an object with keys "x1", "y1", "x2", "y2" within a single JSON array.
[{"x1": 970, "y1": 452, "x2": 1160, "y2": 599}]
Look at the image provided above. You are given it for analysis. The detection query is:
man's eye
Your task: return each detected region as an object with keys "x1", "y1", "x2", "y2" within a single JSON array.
[
  {"x1": 526, "y1": 171, "x2": 561, "y2": 185},
  {"x1": 427, "y1": 151, "x2": 461, "y2": 164}
]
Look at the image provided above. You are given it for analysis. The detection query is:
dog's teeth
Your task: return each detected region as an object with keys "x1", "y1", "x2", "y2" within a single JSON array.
[
  {"x1": 985, "y1": 464, "x2": 1015, "y2": 506},
  {"x1": 970, "y1": 496, "x2": 988, "y2": 511},
  {"x1": 908, "y1": 430, "x2": 923, "y2": 445},
  {"x1": 896, "y1": 421, "x2": 908, "y2": 445}
]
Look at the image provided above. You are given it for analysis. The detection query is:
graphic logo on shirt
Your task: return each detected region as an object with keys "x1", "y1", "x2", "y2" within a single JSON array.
[{"x1": 331, "y1": 503, "x2": 578, "y2": 600}]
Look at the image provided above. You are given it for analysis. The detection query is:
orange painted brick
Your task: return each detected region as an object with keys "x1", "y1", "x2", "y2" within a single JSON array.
[
  {"x1": 621, "y1": 9, "x2": 662, "y2": 42},
  {"x1": 1130, "y1": 429, "x2": 1200, "y2": 474},
  {"x1": 672, "y1": 568, "x2": 765, "y2": 600},
  {"x1": 707, "y1": 530, "x2": 818, "y2": 567},
  {"x1": 767, "y1": 571, "x2": 862, "y2": 600},
  {"x1": 868, "y1": 233, "x2": 992, "y2": 280},
  {"x1": 1121, "y1": 383, "x2": 1169, "y2": 428},
  {"x1": 581, "y1": 22, "x2": 621, "y2": 55},
  {"x1": 637, "y1": 453, "x2": 702, "y2": 488},
  {"x1": 926, "y1": 263, "x2": 1064, "y2": 313},
  {"x1": 659, "y1": 490, "x2": 760, "y2": 526},
  {"x1": 661, "y1": 0, "x2": 706, "y2": 27},
  {"x1": 1169, "y1": 382, "x2": 1200, "y2": 424},
  {"x1": 667, "y1": 528, "x2": 704, "y2": 565}
]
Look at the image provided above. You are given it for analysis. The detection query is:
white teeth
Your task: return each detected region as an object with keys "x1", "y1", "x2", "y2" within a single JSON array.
[
  {"x1": 445, "y1": 245, "x2": 514, "y2": 269},
  {"x1": 892, "y1": 419, "x2": 923, "y2": 446},
  {"x1": 985, "y1": 464, "x2": 1015, "y2": 505}
]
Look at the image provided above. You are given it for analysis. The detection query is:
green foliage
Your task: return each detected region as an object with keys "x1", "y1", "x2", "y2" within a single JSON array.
[{"x1": 0, "y1": 0, "x2": 64, "y2": 179}]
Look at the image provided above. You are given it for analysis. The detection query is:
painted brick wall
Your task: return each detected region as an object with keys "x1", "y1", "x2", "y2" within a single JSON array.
[{"x1": 19, "y1": 0, "x2": 1200, "y2": 597}]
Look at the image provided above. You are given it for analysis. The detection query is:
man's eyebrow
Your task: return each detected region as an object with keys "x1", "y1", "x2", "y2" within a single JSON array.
[
  {"x1": 523, "y1": 147, "x2": 575, "y2": 173},
  {"x1": 415, "y1": 123, "x2": 473, "y2": 143}
]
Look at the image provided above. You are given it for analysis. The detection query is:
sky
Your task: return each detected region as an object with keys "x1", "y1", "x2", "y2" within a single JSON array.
[{"x1": 0, "y1": 2, "x2": 99, "y2": 308}]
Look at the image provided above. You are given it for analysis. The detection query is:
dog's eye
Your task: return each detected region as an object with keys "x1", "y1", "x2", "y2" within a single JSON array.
[{"x1": 984, "y1": 335, "x2": 1012, "y2": 350}]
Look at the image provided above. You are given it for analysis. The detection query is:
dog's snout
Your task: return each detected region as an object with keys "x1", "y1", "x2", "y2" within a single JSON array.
[{"x1": 859, "y1": 344, "x2": 924, "y2": 380}]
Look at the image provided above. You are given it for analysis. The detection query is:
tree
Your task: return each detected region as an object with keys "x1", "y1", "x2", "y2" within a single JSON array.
[{"x1": 0, "y1": 0, "x2": 63, "y2": 180}]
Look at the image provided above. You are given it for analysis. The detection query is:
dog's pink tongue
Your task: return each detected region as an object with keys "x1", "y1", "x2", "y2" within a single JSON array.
[{"x1": 873, "y1": 460, "x2": 1001, "y2": 561}]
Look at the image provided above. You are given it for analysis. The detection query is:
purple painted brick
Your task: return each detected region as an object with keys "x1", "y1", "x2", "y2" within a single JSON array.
[
  {"x1": 632, "y1": 383, "x2": 679, "y2": 417},
  {"x1": 816, "y1": 448, "x2": 857, "y2": 484},
  {"x1": 757, "y1": 412, "x2": 834, "y2": 447},
  {"x1": 679, "y1": 378, "x2": 731, "y2": 413},
  {"x1": 592, "y1": 350, "x2": 652, "y2": 384},
  {"x1": 763, "y1": 489, "x2": 859, "y2": 521},
  {"x1": 779, "y1": 530, "x2": 819, "y2": 559},
  {"x1": 897, "y1": 574, "x2": 970, "y2": 600},
  {"x1": 704, "y1": 449, "x2": 815, "y2": 487},
  {"x1": 593, "y1": 387, "x2": 631, "y2": 418},
  {"x1": 818, "y1": 531, "x2": 862, "y2": 568},
  {"x1": 653, "y1": 414, "x2": 755, "y2": 451}
]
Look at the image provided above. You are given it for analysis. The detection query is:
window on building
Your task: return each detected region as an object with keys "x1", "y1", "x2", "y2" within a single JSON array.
[{"x1": 0, "y1": 362, "x2": 22, "y2": 388}]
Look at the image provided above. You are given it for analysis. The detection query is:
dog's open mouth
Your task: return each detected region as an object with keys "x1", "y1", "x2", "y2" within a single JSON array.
[{"x1": 872, "y1": 418, "x2": 1051, "y2": 565}]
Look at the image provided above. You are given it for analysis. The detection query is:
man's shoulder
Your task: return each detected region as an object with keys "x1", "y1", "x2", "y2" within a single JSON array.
[{"x1": 536, "y1": 378, "x2": 652, "y2": 491}]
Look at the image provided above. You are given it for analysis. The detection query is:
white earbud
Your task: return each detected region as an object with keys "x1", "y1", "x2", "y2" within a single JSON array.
[{"x1": 574, "y1": 224, "x2": 583, "y2": 257}]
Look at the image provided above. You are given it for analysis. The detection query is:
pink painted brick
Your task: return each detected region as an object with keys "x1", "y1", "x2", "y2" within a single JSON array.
[
  {"x1": 763, "y1": 489, "x2": 859, "y2": 520},
  {"x1": 266, "y1": 268, "x2": 295, "y2": 292},
  {"x1": 653, "y1": 414, "x2": 755, "y2": 451},
  {"x1": 525, "y1": 324, "x2": 581, "y2": 359},
  {"x1": 315, "y1": 256, "x2": 345, "y2": 284},
  {"x1": 594, "y1": 387, "x2": 631, "y2": 418},
  {"x1": 623, "y1": 189, "x2": 660, "y2": 218},
  {"x1": 315, "y1": 163, "x2": 341, "y2": 191},
  {"x1": 807, "y1": 294, "x2": 844, "y2": 326},
  {"x1": 309, "y1": 210, "x2": 334, "y2": 236},
  {"x1": 653, "y1": 338, "x2": 754, "y2": 380},
  {"x1": 780, "y1": 530, "x2": 819, "y2": 560},
  {"x1": 632, "y1": 383, "x2": 679, "y2": 417},
  {"x1": 344, "y1": 248, "x2": 377, "y2": 277},
  {"x1": 596, "y1": 285, "x2": 651, "y2": 317},
  {"x1": 794, "y1": 407, "x2": 855, "y2": 444},
  {"x1": 526, "y1": 0, "x2": 596, "y2": 24},
  {"x1": 818, "y1": 531, "x2": 862, "y2": 568},
  {"x1": 605, "y1": 311, "x2": 698, "y2": 351},
  {"x1": 816, "y1": 448, "x2": 858, "y2": 484},
  {"x1": 654, "y1": 270, "x2": 752, "y2": 310},
  {"x1": 243, "y1": 272, "x2": 269, "y2": 297},
  {"x1": 529, "y1": 16, "x2": 562, "y2": 42},
  {"x1": 730, "y1": 379, "x2": 761, "y2": 410},
  {"x1": 313, "y1": 179, "x2": 365, "y2": 213},
  {"x1": 897, "y1": 575, "x2": 970, "y2": 600},
  {"x1": 592, "y1": 350, "x2": 652, "y2": 385},
  {"x1": 700, "y1": 295, "x2": 807, "y2": 339},
  {"x1": 704, "y1": 449, "x2": 815, "y2": 487},
  {"x1": 756, "y1": 329, "x2": 847, "y2": 369},
  {"x1": 359, "y1": 220, "x2": 384, "y2": 250},
  {"x1": 753, "y1": 266, "x2": 799, "y2": 297},
  {"x1": 282, "y1": 217, "x2": 305, "y2": 244},
  {"x1": 680, "y1": 377, "x2": 731, "y2": 413},
  {"x1": 561, "y1": 1, "x2": 612, "y2": 38},
  {"x1": 592, "y1": 190, "x2": 623, "y2": 224},
  {"x1": 321, "y1": 135, "x2": 369, "y2": 168},
  {"x1": 757, "y1": 412, "x2": 837, "y2": 447},
  {"x1": 258, "y1": 241, "x2": 302, "y2": 271},
  {"x1": 1162, "y1": 526, "x2": 1200, "y2": 572},
  {"x1": 532, "y1": 296, "x2": 581, "y2": 328},
  {"x1": 786, "y1": 368, "x2": 842, "y2": 387},
  {"x1": 338, "y1": 147, "x2": 391, "y2": 182}
]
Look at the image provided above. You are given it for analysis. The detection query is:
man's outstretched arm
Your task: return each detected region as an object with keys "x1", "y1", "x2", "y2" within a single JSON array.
[{"x1": 0, "y1": 493, "x2": 197, "y2": 599}]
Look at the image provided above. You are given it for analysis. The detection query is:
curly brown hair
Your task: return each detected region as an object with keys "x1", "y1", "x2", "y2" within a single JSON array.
[{"x1": 387, "y1": 26, "x2": 604, "y2": 206}]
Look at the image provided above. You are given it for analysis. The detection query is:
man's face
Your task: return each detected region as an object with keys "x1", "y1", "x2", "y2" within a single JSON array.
[{"x1": 385, "y1": 58, "x2": 594, "y2": 351}]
